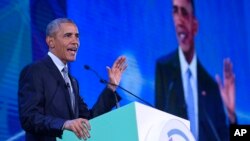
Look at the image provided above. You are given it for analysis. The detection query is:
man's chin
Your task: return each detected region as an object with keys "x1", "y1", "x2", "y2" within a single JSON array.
[
  {"x1": 180, "y1": 44, "x2": 191, "y2": 52},
  {"x1": 67, "y1": 58, "x2": 76, "y2": 62}
]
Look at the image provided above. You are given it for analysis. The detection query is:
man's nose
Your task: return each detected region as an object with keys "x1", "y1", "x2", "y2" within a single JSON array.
[
  {"x1": 72, "y1": 36, "x2": 79, "y2": 47},
  {"x1": 174, "y1": 12, "x2": 185, "y2": 25}
]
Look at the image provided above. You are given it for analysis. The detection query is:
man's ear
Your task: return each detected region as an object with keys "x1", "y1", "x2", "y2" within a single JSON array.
[
  {"x1": 193, "y1": 18, "x2": 199, "y2": 35},
  {"x1": 46, "y1": 36, "x2": 54, "y2": 48}
]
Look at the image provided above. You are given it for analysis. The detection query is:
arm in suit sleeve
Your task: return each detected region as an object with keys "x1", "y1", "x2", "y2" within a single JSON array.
[
  {"x1": 79, "y1": 55, "x2": 125, "y2": 118},
  {"x1": 155, "y1": 60, "x2": 166, "y2": 110},
  {"x1": 18, "y1": 65, "x2": 66, "y2": 137},
  {"x1": 77, "y1": 87, "x2": 121, "y2": 119},
  {"x1": 91, "y1": 88, "x2": 121, "y2": 117}
]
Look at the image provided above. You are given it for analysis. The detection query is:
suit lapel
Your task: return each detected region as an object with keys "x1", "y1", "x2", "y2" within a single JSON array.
[
  {"x1": 168, "y1": 50, "x2": 187, "y2": 119},
  {"x1": 197, "y1": 60, "x2": 209, "y2": 109},
  {"x1": 197, "y1": 60, "x2": 209, "y2": 119},
  {"x1": 43, "y1": 56, "x2": 75, "y2": 118},
  {"x1": 174, "y1": 52, "x2": 187, "y2": 119}
]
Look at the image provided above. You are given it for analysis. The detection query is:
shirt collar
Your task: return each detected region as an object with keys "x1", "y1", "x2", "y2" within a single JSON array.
[
  {"x1": 178, "y1": 47, "x2": 197, "y2": 79},
  {"x1": 48, "y1": 52, "x2": 67, "y2": 72}
]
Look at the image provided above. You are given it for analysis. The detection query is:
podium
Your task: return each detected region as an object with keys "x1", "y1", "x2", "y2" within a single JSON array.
[{"x1": 57, "y1": 102, "x2": 195, "y2": 141}]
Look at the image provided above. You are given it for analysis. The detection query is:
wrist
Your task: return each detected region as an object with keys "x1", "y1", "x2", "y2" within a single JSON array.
[
  {"x1": 228, "y1": 108, "x2": 236, "y2": 124},
  {"x1": 107, "y1": 84, "x2": 116, "y2": 92},
  {"x1": 62, "y1": 120, "x2": 68, "y2": 130},
  {"x1": 229, "y1": 112, "x2": 236, "y2": 124},
  {"x1": 107, "y1": 83, "x2": 117, "y2": 92}
]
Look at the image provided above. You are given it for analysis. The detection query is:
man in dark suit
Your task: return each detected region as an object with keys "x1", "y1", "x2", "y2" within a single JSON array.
[
  {"x1": 155, "y1": 0, "x2": 236, "y2": 140},
  {"x1": 18, "y1": 18, "x2": 127, "y2": 141}
]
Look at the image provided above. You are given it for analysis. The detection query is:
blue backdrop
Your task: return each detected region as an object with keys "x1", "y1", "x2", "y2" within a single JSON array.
[
  {"x1": 68, "y1": 0, "x2": 250, "y2": 122},
  {"x1": 0, "y1": 0, "x2": 249, "y2": 140}
]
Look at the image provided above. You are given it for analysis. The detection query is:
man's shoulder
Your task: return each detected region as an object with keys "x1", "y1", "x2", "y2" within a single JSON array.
[
  {"x1": 21, "y1": 55, "x2": 52, "y2": 74},
  {"x1": 197, "y1": 61, "x2": 218, "y2": 90},
  {"x1": 156, "y1": 49, "x2": 179, "y2": 67}
]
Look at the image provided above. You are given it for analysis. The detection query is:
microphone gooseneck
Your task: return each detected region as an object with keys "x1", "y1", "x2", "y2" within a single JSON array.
[
  {"x1": 84, "y1": 65, "x2": 120, "y2": 108},
  {"x1": 201, "y1": 94, "x2": 221, "y2": 141},
  {"x1": 84, "y1": 65, "x2": 107, "y2": 83},
  {"x1": 84, "y1": 65, "x2": 90, "y2": 70},
  {"x1": 83, "y1": 65, "x2": 153, "y2": 107},
  {"x1": 100, "y1": 80, "x2": 153, "y2": 107}
]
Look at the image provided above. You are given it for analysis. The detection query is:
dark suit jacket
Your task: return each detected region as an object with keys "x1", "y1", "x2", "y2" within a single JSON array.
[
  {"x1": 155, "y1": 49, "x2": 229, "y2": 141},
  {"x1": 18, "y1": 55, "x2": 120, "y2": 141}
]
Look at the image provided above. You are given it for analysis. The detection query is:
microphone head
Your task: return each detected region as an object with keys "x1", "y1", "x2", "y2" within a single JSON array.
[
  {"x1": 100, "y1": 79, "x2": 107, "y2": 84},
  {"x1": 84, "y1": 65, "x2": 90, "y2": 70}
]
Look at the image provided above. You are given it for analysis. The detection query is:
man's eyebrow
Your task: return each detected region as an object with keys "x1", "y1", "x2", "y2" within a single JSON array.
[
  {"x1": 64, "y1": 32, "x2": 73, "y2": 36},
  {"x1": 63, "y1": 32, "x2": 79, "y2": 37}
]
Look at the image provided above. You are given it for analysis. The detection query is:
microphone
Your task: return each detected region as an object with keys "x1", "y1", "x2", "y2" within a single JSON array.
[
  {"x1": 166, "y1": 81, "x2": 174, "y2": 106},
  {"x1": 84, "y1": 65, "x2": 153, "y2": 107},
  {"x1": 84, "y1": 65, "x2": 120, "y2": 108},
  {"x1": 201, "y1": 93, "x2": 221, "y2": 141},
  {"x1": 84, "y1": 65, "x2": 107, "y2": 84},
  {"x1": 66, "y1": 83, "x2": 70, "y2": 88}
]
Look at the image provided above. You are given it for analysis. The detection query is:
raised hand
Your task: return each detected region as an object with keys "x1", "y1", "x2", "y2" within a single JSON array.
[
  {"x1": 215, "y1": 58, "x2": 236, "y2": 123},
  {"x1": 106, "y1": 56, "x2": 127, "y2": 92}
]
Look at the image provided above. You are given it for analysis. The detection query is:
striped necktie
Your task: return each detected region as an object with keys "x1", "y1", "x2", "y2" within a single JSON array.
[
  {"x1": 62, "y1": 66, "x2": 75, "y2": 113},
  {"x1": 186, "y1": 68, "x2": 197, "y2": 139}
]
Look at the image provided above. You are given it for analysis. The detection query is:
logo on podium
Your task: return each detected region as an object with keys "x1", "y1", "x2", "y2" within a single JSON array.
[{"x1": 145, "y1": 119, "x2": 195, "y2": 141}]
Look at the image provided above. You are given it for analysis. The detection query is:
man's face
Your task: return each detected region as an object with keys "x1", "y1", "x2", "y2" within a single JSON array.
[
  {"x1": 47, "y1": 23, "x2": 79, "y2": 64},
  {"x1": 172, "y1": 0, "x2": 197, "y2": 53}
]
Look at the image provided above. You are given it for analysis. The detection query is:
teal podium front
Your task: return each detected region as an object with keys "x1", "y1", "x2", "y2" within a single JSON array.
[{"x1": 57, "y1": 102, "x2": 195, "y2": 141}]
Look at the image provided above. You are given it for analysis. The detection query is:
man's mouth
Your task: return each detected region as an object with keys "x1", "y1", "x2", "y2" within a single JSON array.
[
  {"x1": 178, "y1": 32, "x2": 188, "y2": 41},
  {"x1": 67, "y1": 47, "x2": 78, "y2": 54}
]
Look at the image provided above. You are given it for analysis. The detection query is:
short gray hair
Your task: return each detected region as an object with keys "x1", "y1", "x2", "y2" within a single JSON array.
[{"x1": 46, "y1": 18, "x2": 76, "y2": 37}]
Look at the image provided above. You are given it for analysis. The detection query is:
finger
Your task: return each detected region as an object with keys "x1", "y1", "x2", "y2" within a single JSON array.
[
  {"x1": 71, "y1": 125, "x2": 82, "y2": 139},
  {"x1": 82, "y1": 125, "x2": 90, "y2": 139},
  {"x1": 115, "y1": 57, "x2": 127, "y2": 71},
  {"x1": 119, "y1": 56, "x2": 127, "y2": 66},
  {"x1": 121, "y1": 63, "x2": 128, "y2": 72},
  {"x1": 223, "y1": 59, "x2": 229, "y2": 78},
  {"x1": 113, "y1": 56, "x2": 123, "y2": 68},
  {"x1": 74, "y1": 122, "x2": 86, "y2": 139},
  {"x1": 106, "y1": 66, "x2": 112, "y2": 75},
  {"x1": 215, "y1": 74, "x2": 228, "y2": 103},
  {"x1": 223, "y1": 58, "x2": 233, "y2": 79},
  {"x1": 215, "y1": 74, "x2": 223, "y2": 91},
  {"x1": 64, "y1": 120, "x2": 85, "y2": 140},
  {"x1": 231, "y1": 74, "x2": 235, "y2": 83},
  {"x1": 80, "y1": 119, "x2": 91, "y2": 138},
  {"x1": 115, "y1": 56, "x2": 126, "y2": 69},
  {"x1": 229, "y1": 61, "x2": 234, "y2": 79},
  {"x1": 82, "y1": 119, "x2": 91, "y2": 130}
]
